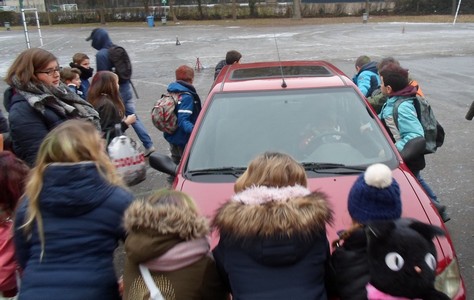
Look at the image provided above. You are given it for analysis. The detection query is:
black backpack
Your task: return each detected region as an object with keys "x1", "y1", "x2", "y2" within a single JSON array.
[
  {"x1": 108, "y1": 45, "x2": 132, "y2": 84},
  {"x1": 393, "y1": 95, "x2": 445, "y2": 154}
]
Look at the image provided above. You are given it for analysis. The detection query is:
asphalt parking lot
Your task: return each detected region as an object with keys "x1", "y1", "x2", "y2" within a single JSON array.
[{"x1": 1, "y1": 20, "x2": 473, "y2": 295}]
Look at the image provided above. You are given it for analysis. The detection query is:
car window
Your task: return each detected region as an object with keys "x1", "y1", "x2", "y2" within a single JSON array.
[{"x1": 186, "y1": 87, "x2": 397, "y2": 175}]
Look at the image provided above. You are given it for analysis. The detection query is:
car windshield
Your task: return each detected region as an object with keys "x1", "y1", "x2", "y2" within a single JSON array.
[{"x1": 186, "y1": 87, "x2": 397, "y2": 177}]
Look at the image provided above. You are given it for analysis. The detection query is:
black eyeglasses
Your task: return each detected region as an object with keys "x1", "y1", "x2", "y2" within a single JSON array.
[{"x1": 36, "y1": 66, "x2": 61, "y2": 76}]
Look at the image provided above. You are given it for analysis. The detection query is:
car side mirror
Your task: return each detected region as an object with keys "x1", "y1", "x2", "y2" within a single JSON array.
[{"x1": 149, "y1": 152, "x2": 177, "y2": 177}]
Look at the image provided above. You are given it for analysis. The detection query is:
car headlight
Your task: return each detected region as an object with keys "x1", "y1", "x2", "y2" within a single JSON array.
[{"x1": 434, "y1": 258, "x2": 462, "y2": 298}]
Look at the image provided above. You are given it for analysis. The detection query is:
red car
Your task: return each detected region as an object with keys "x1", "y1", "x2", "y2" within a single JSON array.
[{"x1": 150, "y1": 60, "x2": 465, "y2": 299}]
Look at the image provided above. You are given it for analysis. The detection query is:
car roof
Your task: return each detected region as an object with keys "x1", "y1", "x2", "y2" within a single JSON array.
[{"x1": 212, "y1": 60, "x2": 355, "y2": 92}]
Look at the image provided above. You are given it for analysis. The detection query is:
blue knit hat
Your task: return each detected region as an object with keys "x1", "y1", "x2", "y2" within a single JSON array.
[{"x1": 348, "y1": 163, "x2": 401, "y2": 224}]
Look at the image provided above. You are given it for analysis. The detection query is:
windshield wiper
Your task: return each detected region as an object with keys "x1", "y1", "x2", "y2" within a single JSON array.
[
  {"x1": 301, "y1": 162, "x2": 366, "y2": 174},
  {"x1": 186, "y1": 167, "x2": 246, "y2": 178}
]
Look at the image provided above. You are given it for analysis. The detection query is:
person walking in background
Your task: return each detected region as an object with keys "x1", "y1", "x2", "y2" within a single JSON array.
[
  {"x1": 0, "y1": 151, "x2": 29, "y2": 300},
  {"x1": 122, "y1": 189, "x2": 228, "y2": 300},
  {"x1": 69, "y1": 52, "x2": 94, "y2": 98},
  {"x1": 212, "y1": 152, "x2": 333, "y2": 299},
  {"x1": 86, "y1": 28, "x2": 155, "y2": 156},
  {"x1": 214, "y1": 50, "x2": 242, "y2": 80},
  {"x1": 164, "y1": 65, "x2": 202, "y2": 164},
  {"x1": 13, "y1": 120, "x2": 133, "y2": 300},
  {"x1": 87, "y1": 71, "x2": 136, "y2": 145},
  {"x1": 377, "y1": 63, "x2": 449, "y2": 222},
  {"x1": 3, "y1": 48, "x2": 100, "y2": 166},
  {"x1": 327, "y1": 163, "x2": 402, "y2": 300},
  {"x1": 353, "y1": 55, "x2": 380, "y2": 97},
  {"x1": 60, "y1": 67, "x2": 83, "y2": 98}
]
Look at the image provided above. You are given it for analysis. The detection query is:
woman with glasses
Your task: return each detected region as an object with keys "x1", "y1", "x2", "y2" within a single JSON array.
[{"x1": 3, "y1": 48, "x2": 100, "y2": 166}]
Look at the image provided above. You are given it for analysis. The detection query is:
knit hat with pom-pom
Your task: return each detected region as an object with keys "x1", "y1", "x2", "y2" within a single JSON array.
[{"x1": 348, "y1": 163, "x2": 401, "y2": 224}]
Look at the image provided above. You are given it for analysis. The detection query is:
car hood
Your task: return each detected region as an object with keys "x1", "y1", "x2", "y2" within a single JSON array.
[{"x1": 176, "y1": 168, "x2": 447, "y2": 255}]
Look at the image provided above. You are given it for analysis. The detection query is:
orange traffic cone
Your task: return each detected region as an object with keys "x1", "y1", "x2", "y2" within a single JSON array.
[{"x1": 176, "y1": 36, "x2": 181, "y2": 45}]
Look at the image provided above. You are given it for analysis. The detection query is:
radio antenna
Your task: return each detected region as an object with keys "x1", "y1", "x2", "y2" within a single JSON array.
[{"x1": 273, "y1": 32, "x2": 287, "y2": 88}]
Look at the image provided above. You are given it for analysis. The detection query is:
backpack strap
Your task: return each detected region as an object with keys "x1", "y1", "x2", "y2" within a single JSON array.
[
  {"x1": 392, "y1": 96, "x2": 420, "y2": 130},
  {"x1": 139, "y1": 264, "x2": 165, "y2": 300}
]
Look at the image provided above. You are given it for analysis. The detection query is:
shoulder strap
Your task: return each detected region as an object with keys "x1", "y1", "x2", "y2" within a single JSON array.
[
  {"x1": 393, "y1": 96, "x2": 419, "y2": 129},
  {"x1": 139, "y1": 264, "x2": 165, "y2": 300}
]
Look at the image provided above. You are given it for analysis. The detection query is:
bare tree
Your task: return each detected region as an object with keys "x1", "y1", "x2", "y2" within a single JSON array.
[
  {"x1": 293, "y1": 0, "x2": 301, "y2": 19},
  {"x1": 144, "y1": 0, "x2": 150, "y2": 16},
  {"x1": 100, "y1": 0, "x2": 106, "y2": 24},
  {"x1": 168, "y1": 0, "x2": 177, "y2": 22},
  {"x1": 232, "y1": 0, "x2": 237, "y2": 20}
]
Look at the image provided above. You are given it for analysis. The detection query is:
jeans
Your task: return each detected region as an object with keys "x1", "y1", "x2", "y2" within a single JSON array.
[
  {"x1": 414, "y1": 171, "x2": 439, "y2": 205},
  {"x1": 119, "y1": 82, "x2": 153, "y2": 149}
]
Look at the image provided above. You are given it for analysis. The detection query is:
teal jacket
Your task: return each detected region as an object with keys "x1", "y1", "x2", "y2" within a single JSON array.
[{"x1": 379, "y1": 95, "x2": 424, "y2": 151}]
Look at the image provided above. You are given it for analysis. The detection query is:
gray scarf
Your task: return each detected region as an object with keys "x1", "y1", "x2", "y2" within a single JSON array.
[{"x1": 11, "y1": 76, "x2": 101, "y2": 130}]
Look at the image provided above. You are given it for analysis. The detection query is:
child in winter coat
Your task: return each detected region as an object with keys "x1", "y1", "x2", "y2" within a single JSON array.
[
  {"x1": 212, "y1": 152, "x2": 334, "y2": 300},
  {"x1": 59, "y1": 67, "x2": 84, "y2": 98},
  {"x1": 13, "y1": 119, "x2": 133, "y2": 300},
  {"x1": 69, "y1": 52, "x2": 94, "y2": 98},
  {"x1": 0, "y1": 151, "x2": 29, "y2": 300},
  {"x1": 327, "y1": 163, "x2": 402, "y2": 300},
  {"x1": 122, "y1": 189, "x2": 228, "y2": 300}
]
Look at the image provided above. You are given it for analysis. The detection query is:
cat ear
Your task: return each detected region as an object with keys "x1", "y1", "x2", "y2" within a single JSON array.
[
  {"x1": 366, "y1": 220, "x2": 396, "y2": 241},
  {"x1": 408, "y1": 220, "x2": 445, "y2": 241}
]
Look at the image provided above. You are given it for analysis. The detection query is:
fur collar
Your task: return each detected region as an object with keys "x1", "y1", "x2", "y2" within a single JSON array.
[
  {"x1": 212, "y1": 185, "x2": 333, "y2": 239},
  {"x1": 123, "y1": 200, "x2": 209, "y2": 241}
]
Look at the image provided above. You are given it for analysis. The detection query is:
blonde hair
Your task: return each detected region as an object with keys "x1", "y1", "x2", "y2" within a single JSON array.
[
  {"x1": 146, "y1": 189, "x2": 198, "y2": 213},
  {"x1": 22, "y1": 119, "x2": 124, "y2": 259},
  {"x1": 234, "y1": 152, "x2": 307, "y2": 193}
]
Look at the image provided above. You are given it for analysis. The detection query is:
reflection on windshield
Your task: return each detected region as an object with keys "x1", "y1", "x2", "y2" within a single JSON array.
[{"x1": 187, "y1": 87, "x2": 396, "y2": 173}]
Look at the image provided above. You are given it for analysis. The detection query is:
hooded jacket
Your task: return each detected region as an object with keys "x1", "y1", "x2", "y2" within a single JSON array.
[
  {"x1": 212, "y1": 185, "x2": 333, "y2": 300},
  {"x1": 89, "y1": 28, "x2": 114, "y2": 72},
  {"x1": 353, "y1": 61, "x2": 380, "y2": 97},
  {"x1": 13, "y1": 162, "x2": 133, "y2": 300},
  {"x1": 122, "y1": 200, "x2": 227, "y2": 300},
  {"x1": 379, "y1": 85, "x2": 426, "y2": 172},
  {"x1": 163, "y1": 81, "x2": 202, "y2": 147}
]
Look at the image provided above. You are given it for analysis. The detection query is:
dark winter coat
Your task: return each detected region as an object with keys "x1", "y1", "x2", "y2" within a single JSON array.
[
  {"x1": 0, "y1": 108, "x2": 8, "y2": 133},
  {"x1": 13, "y1": 162, "x2": 133, "y2": 300},
  {"x1": 164, "y1": 81, "x2": 202, "y2": 147},
  {"x1": 212, "y1": 185, "x2": 333, "y2": 300},
  {"x1": 93, "y1": 95, "x2": 129, "y2": 144},
  {"x1": 214, "y1": 59, "x2": 227, "y2": 80},
  {"x1": 123, "y1": 200, "x2": 228, "y2": 300},
  {"x1": 327, "y1": 227, "x2": 370, "y2": 300},
  {"x1": 4, "y1": 89, "x2": 68, "y2": 166}
]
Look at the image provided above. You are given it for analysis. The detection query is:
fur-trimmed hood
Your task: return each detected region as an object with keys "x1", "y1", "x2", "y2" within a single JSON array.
[
  {"x1": 212, "y1": 185, "x2": 333, "y2": 240},
  {"x1": 123, "y1": 200, "x2": 209, "y2": 241}
]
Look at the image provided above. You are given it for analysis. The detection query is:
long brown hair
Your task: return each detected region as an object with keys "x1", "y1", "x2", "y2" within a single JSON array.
[
  {"x1": 87, "y1": 71, "x2": 125, "y2": 117},
  {"x1": 5, "y1": 48, "x2": 57, "y2": 89},
  {"x1": 234, "y1": 152, "x2": 307, "y2": 193}
]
